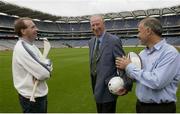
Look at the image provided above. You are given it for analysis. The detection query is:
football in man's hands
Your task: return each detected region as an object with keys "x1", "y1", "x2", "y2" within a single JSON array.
[
  {"x1": 128, "y1": 52, "x2": 142, "y2": 69},
  {"x1": 108, "y1": 77, "x2": 124, "y2": 94}
]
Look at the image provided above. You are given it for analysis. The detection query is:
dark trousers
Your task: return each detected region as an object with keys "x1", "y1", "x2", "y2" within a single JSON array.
[
  {"x1": 96, "y1": 101, "x2": 116, "y2": 113},
  {"x1": 136, "y1": 99, "x2": 176, "y2": 113},
  {"x1": 18, "y1": 94, "x2": 47, "y2": 113}
]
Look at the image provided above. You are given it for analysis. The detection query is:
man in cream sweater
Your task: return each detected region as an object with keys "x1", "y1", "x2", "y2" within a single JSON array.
[{"x1": 12, "y1": 17, "x2": 52, "y2": 113}]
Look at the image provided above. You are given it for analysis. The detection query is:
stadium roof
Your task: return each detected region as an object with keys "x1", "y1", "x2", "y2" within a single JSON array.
[{"x1": 0, "y1": 0, "x2": 180, "y2": 23}]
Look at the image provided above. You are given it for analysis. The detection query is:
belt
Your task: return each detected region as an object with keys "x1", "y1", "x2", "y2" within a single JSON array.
[
  {"x1": 19, "y1": 94, "x2": 47, "y2": 101},
  {"x1": 137, "y1": 99, "x2": 175, "y2": 105}
]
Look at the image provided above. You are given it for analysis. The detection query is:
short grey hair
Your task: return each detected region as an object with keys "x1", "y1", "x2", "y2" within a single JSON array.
[
  {"x1": 140, "y1": 17, "x2": 163, "y2": 37},
  {"x1": 90, "y1": 15, "x2": 104, "y2": 23}
]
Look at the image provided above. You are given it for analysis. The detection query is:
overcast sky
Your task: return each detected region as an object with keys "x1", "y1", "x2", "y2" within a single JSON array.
[{"x1": 2, "y1": 0, "x2": 180, "y2": 17}]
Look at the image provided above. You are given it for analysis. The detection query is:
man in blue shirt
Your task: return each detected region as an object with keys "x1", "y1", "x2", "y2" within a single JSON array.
[{"x1": 116, "y1": 17, "x2": 180, "y2": 113}]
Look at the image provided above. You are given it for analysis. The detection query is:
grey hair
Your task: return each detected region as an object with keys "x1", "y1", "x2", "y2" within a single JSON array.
[
  {"x1": 90, "y1": 14, "x2": 104, "y2": 23},
  {"x1": 140, "y1": 17, "x2": 163, "y2": 37}
]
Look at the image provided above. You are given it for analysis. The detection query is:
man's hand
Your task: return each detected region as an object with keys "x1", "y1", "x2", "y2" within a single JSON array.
[
  {"x1": 41, "y1": 58, "x2": 53, "y2": 71},
  {"x1": 116, "y1": 56, "x2": 131, "y2": 70},
  {"x1": 33, "y1": 77, "x2": 36, "y2": 84},
  {"x1": 115, "y1": 88, "x2": 128, "y2": 96}
]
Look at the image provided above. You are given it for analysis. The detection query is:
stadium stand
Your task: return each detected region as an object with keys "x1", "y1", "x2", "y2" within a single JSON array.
[
  {"x1": 0, "y1": 15, "x2": 15, "y2": 27},
  {"x1": 0, "y1": 1, "x2": 180, "y2": 50}
]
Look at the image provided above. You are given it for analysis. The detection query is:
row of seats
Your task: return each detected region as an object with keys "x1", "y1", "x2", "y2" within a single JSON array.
[
  {"x1": 0, "y1": 15, "x2": 179, "y2": 32},
  {"x1": 0, "y1": 37, "x2": 179, "y2": 50}
]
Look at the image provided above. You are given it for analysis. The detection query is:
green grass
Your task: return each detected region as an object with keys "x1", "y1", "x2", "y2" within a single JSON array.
[{"x1": 0, "y1": 47, "x2": 179, "y2": 112}]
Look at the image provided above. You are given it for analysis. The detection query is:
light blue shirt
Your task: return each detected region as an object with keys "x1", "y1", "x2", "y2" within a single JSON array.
[
  {"x1": 126, "y1": 39, "x2": 180, "y2": 103},
  {"x1": 97, "y1": 31, "x2": 105, "y2": 47},
  {"x1": 94, "y1": 31, "x2": 105, "y2": 54}
]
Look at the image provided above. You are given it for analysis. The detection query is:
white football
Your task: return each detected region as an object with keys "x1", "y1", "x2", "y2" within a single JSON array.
[
  {"x1": 108, "y1": 77, "x2": 124, "y2": 94},
  {"x1": 128, "y1": 52, "x2": 142, "y2": 69}
]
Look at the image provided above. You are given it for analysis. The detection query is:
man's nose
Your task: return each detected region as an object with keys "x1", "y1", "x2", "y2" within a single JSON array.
[
  {"x1": 93, "y1": 25, "x2": 97, "y2": 30},
  {"x1": 36, "y1": 28, "x2": 39, "y2": 31}
]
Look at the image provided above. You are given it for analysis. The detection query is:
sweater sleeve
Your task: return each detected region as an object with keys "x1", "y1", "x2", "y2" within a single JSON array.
[{"x1": 15, "y1": 42, "x2": 51, "y2": 80}]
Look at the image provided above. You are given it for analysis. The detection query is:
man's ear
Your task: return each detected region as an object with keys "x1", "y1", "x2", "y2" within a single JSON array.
[
  {"x1": 21, "y1": 29, "x2": 25, "y2": 36},
  {"x1": 146, "y1": 27, "x2": 153, "y2": 36}
]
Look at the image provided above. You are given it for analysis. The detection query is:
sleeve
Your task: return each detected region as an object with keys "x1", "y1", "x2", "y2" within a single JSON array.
[
  {"x1": 121, "y1": 71, "x2": 134, "y2": 91},
  {"x1": 113, "y1": 35, "x2": 133, "y2": 91},
  {"x1": 126, "y1": 51, "x2": 179, "y2": 90},
  {"x1": 16, "y1": 43, "x2": 50, "y2": 80},
  {"x1": 112, "y1": 35, "x2": 125, "y2": 58}
]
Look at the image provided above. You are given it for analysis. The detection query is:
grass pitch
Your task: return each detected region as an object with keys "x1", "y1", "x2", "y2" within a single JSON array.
[{"x1": 0, "y1": 47, "x2": 179, "y2": 112}]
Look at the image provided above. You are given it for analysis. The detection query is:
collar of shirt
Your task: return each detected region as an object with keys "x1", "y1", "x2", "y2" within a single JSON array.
[
  {"x1": 97, "y1": 31, "x2": 105, "y2": 46},
  {"x1": 19, "y1": 37, "x2": 34, "y2": 45},
  {"x1": 145, "y1": 39, "x2": 166, "y2": 54}
]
